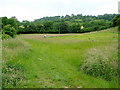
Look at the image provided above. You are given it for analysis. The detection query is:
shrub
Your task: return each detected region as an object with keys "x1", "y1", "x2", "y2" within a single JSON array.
[
  {"x1": 2, "y1": 25, "x2": 17, "y2": 38},
  {"x1": 79, "y1": 45, "x2": 119, "y2": 81},
  {"x1": 2, "y1": 34, "x2": 11, "y2": 40}
]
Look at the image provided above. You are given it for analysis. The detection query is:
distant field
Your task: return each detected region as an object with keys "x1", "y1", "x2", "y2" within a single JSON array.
[{"x1": 2, "y1": 27, "x2": 119, "y2": 88}]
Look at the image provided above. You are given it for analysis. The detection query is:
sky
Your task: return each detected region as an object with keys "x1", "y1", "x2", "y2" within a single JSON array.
[{"x1": 0, "y1": 0, "x2": 119, "y2": 21}]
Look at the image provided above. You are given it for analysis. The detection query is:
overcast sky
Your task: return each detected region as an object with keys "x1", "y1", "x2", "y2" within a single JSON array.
[{"x1": 0, "y1": 0, "x2": 119, "y2": 21}]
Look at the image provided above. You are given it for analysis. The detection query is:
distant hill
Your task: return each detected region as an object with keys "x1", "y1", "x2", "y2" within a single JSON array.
[{"x1": 34, "y1": 14, "x2": 117, "y2": 23}]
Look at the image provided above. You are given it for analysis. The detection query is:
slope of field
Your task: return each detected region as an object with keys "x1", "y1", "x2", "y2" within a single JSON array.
[{"x1": 2, "y1": 27, "x2": 118, "y2": 88}]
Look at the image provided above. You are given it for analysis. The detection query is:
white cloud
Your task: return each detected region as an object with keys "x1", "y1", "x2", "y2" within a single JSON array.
[
  {"x1": 90, "y1": 2, "x2": 118, "y2": 15},
  {"x1": 0, "y1": 0, "x2": 119, "y2": 21},
  {"x1": 1, "y1": 5, "x2": 56, "y2": 21}
]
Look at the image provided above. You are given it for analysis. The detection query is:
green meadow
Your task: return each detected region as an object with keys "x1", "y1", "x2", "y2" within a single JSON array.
[{"x1": 2, "y1": 27, "x2": 119, "y2": 88}]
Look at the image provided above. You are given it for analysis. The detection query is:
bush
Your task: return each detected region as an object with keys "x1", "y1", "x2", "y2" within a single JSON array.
[
  {"x1": 79, "y1": 45, "x2": 119, "y2": 81},
  {"x1": 2, "y1": 34, "x2": 11, "y2": 40},
  {"x1": 2, "y1": 25, "x2": 17, "y2": 38}
]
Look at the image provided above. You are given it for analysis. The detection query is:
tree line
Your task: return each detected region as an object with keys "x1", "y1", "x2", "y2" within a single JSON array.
[{"x1": 1, "y1": 14, "x2": 119, "y2": 39}]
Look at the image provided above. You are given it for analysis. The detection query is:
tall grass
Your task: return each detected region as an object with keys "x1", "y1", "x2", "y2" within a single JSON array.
[
  {"x1": 2, "y1": 38, "x2": 32, "y2": 88},
  {"x1": 80, "y1": 44, "x2": 119, "y2": 81}
]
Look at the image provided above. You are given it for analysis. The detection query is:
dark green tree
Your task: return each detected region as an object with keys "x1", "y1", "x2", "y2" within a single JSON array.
[
  {"x1": 112, "y1": 15, "x2": 120, "y2": 27},
  {"x1": 59, "y1": 22, "x2": 69, "y2": 33},
  {"x1": 43, "y1": 21, "x2": 53, "y2": 33},
  {"x1": 69, "y1": 24, "x2": 81, "y2": 33},
  {"x1": 2, "y1": 25, "x2": 17, "y2": 38}
]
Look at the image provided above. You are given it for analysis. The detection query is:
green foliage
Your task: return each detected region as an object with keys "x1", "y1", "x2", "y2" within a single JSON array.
[
  {"x1": 43, "y1": 21, "x2": 54, "y2": 33},
  {"x1": 1, "y1": 16, "x2": 19, "y2": 39},
  {"x1": 68, "y1": 24, "x2": 81, "y2": 33},
  {"x1": 17, "y1": 14, "x2": 117, "y2": 34},
  {"x1": 2, "y1": 34, "x2": 11, "y2": 40},
  {"x1": 112, "y1": 15, "x2": 120, "y2": 27},
  {"x1": 2, "y1": 25, "x2": 17, "y2": 38},
  {"x1": 1, "y1": 14, "x2": 117, "y2": 35},
  {"x1": 59, "y1": 22, "x2": 69, "y2": 33},
  {"x1": 83, "y1": 19, "x2": 111, "y2": 32},
  {"x1": 2, "y1": 16, "x2": 19, "y2": 29},
  {"x1": 1, "y1": 17, "x2": 8, "y2": 27}
]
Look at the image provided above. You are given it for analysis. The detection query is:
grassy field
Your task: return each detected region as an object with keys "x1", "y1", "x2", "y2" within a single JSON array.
[{"x1": 2, "y1": 27, "x2": 119, "y2": 88}]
